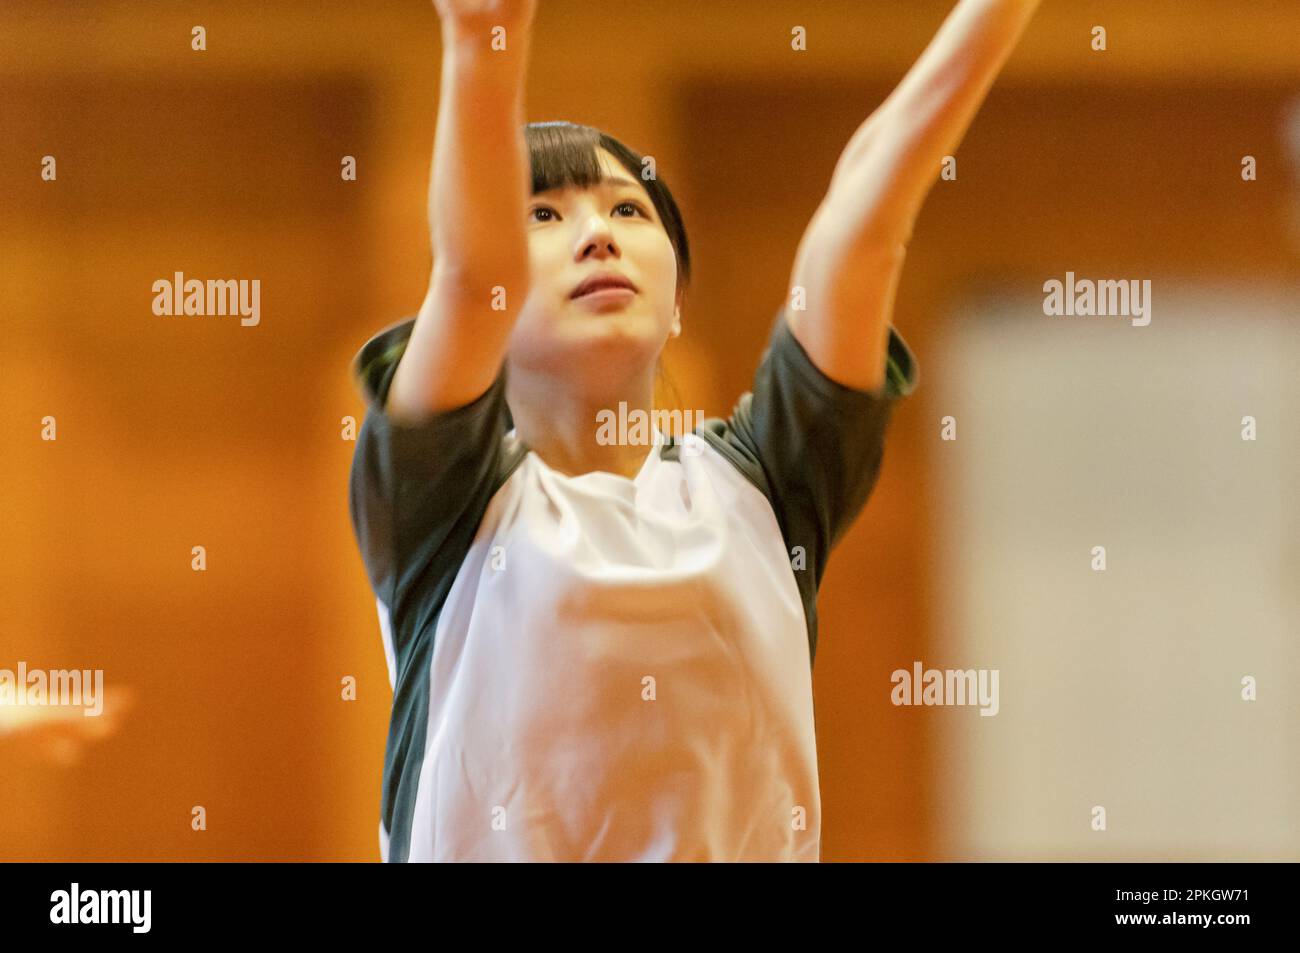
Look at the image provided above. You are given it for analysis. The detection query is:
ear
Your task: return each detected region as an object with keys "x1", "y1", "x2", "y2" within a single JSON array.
[{"x1": 669, "y1": 304, "x2": 682, "y2": 339}]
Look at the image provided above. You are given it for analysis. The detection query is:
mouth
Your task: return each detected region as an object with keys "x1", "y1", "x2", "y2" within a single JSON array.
[
  {"x1": 571, "y1": 287, "x2": 638, "y2": 308},
  {"x1": 569, "y1": 274, "x2": 639, "y2": 299}
]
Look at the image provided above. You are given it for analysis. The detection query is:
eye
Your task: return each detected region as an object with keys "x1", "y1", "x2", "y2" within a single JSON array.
[{"x1": 530, "y1": 200, "x2": 646, "y2": 222}]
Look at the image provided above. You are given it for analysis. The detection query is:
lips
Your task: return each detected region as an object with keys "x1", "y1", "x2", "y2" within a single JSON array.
[{"x1": 569, "y1": 273, "x2": 638, "y2": 299}]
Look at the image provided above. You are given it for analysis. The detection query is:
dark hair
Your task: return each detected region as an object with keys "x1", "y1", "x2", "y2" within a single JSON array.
[{"x1": 524, "y1": 121, "x2": 691, "y2": 298}]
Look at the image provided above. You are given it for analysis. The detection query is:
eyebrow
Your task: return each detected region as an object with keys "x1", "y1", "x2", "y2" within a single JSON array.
[{"x1": 534, "y1": 175, "x2": 643, "y2": 196}]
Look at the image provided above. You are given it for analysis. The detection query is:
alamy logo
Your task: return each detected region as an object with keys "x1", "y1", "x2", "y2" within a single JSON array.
[
  {"x1": 595, "y1": 402, "x2": 706, "y2": 454},
  {"x1": 0, "y1": 662, "x2": 103, "y2": 716},
  {"x1": 151, "y1": 271, "x2": 261, "y2": 326},
  {"x1": 1042, "y1": 270, "x2": 1151, "y2": 326},
  {"x1": 50, "y1": 883, "x2": 151, "y2": 933},
  {"x1": 891, "y1": 660, "x2": 1000, "y2": 716}
]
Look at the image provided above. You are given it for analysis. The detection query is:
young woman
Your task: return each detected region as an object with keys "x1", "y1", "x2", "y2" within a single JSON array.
[{"x1": 349, "y1": 0, "x2": 1041, "y2": 862}]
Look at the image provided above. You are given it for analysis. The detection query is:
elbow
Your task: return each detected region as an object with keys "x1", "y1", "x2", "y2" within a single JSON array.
[{"x1": 429, "y1": 257, "x2": 530, "y2": 304}]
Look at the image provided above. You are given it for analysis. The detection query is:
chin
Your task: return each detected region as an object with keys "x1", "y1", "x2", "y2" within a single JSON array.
[
  {"x1": 510, "y1": 304, "x2": 666, "y2": 375},
  {"x1": 536, "y1": 323, "x2": 660, "y2": 379},
  {"x1": 565, "y1": 306, "x2": 661, "y2": 345}
]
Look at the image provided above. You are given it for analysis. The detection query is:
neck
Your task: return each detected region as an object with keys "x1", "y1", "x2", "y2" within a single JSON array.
[{"x1": 506, "y1": 362, "x2": 659, "y2": 480}]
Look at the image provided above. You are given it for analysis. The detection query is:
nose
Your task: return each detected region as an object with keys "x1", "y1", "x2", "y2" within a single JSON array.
[{"x1": 574, "y1": 210, "x2": 620, "y2": 261}]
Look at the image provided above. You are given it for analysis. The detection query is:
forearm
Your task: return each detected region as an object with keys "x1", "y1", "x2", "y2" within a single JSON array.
[
  {"x1": 429, "y1": 20, "x2": 532, "y2": 291},
  {"x1": 383, "y1": 12, "x2": 534, "y2": 421},
  {"x1": 787, "y1": 0, "x2": 1039, "y2": 393},
  {"x1": 826, "y1": 0, "x2": 1041, "y2": 250}
]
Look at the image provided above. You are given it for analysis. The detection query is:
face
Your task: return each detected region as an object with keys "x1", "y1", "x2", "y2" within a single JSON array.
[{"x1": 506, "y1": 147, "x2": 681, "y2": 382}]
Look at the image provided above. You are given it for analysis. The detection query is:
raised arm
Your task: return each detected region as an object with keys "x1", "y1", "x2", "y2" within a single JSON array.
[
  {"x1": 385, "y1": 0, "x2": 538, "y2": 421},
  {"x1": 788, "y1": 0, "x2": 1042, "y2": 393}
]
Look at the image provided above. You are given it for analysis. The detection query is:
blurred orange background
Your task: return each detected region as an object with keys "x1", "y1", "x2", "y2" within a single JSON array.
[{"x1": 2, "y1": 0, "x2": 1297, "y2": 861}]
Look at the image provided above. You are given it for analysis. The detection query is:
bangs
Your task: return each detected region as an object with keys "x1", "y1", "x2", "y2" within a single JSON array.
[{"x1": 525, "y1": 122, "x2": 606, "y2": 194}]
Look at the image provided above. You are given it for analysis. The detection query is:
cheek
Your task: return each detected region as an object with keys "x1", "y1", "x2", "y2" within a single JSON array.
[
  {"x1": 528, "y1": 235, "x2": 581, "y2": 309},
  {"x1": 635, "y1": 231, "x2": 678, "y2": 293},
  {"x1": 505, "y1": 284, "x2": 575, "y2": 366},
  {"x1": 508, "y1": 295, "x2": 551, "y2": 353}
]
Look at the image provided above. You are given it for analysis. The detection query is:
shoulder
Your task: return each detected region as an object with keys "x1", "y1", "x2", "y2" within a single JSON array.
[{"x1": 351, "y1": 316, "x2": 417, "y2": 409}]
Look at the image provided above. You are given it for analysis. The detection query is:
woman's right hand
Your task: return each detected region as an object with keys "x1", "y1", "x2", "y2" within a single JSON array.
[{"x1": 433, "y1": 0, "x2": 537, "y2": 34}]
